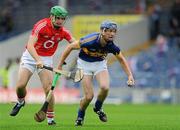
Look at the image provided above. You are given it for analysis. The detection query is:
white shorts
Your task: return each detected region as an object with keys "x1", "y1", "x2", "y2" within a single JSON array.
[
  {"x1": 77, "y1": 58, "x2": 107, "y2": 75},
  {"x1": 20, "y1": 50, "x2": 53, "y2": 73}
]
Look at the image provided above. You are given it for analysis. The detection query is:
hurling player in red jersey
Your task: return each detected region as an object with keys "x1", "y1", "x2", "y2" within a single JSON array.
[{"x1": 9, "y1": 6, "x2": 75, "y2": 125}]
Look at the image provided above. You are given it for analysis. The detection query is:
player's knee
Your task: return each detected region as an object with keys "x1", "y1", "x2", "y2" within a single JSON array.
[{"x1": 85, "y1": 94, "x2": 94, "y2": 102}]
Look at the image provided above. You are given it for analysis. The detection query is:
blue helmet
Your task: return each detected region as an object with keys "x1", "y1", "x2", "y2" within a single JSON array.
[{"x1": 100, "y1": 20, "x2": 117, "y2": 30}]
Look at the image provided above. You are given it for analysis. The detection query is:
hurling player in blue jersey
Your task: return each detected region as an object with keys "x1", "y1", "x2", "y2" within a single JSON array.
[{"x1": 57, "y1": 20, "x2": 135, "y2": 126}]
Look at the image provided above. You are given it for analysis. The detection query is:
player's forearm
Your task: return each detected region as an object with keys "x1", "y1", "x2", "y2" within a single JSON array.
[
  {"x1": 120, "y1": 59, "x2": 133, "y2": 77},
  {"x1": 57, "y1": 41, "x2": 80, "y2": 69},
  {"x1": 27, "y1": 44, "x2": 41, "y2": 62},
  {"x1": 57, "y1": 46, "x2": 72, "y2": 69},
  {"x1": 116, "y1": 53, "x2": 133, "y2": 77},
  {"x1": 69, "y1": 37, "x2": 76, "y2": 43},
  {"x1": 27, "y1": 35, "x2": 41, "y2": 62}
]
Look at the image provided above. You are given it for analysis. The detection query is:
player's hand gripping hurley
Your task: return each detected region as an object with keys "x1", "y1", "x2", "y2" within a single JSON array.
[
  {"x1": 42, "y1": 65, "x2": 84, "y2": 83},
  {"x1": 34, "y1": 66, "x2": 83, "y2": 122}
]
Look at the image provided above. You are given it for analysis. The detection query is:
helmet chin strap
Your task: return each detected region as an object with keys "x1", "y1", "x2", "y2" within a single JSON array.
[
  {"x1": 101, "y1": 28, "x2": 114, "y2": 42},
  {"x1": 52, "y1": 17, "x2": 60, "y2": 29},
  {"x1": 52, "y1": 16, "x2": 56, "y2": 23},
  {"x1": 52, "y1": 16, "x2": 67, "y2": 29},
  {"x1": 101, "y1": 29, "x2": 109, "y2": 43},
  {"x1": 102, "y1": 28, "x2": 106, "y2": 35},
  {"x1": 100, "y1": 34, "x2": 108, "y2": 46}
]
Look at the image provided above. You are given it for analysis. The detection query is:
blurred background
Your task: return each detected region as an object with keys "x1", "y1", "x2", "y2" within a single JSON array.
[{"x1": 0, "y1": 0, "x2": 180, "y2": 104}]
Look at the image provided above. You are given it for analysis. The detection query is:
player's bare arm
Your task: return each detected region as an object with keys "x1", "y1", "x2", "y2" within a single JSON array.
[
  {"x1": 69, "y1": 37, "x2": 76, "y2": 43},
  {"x1": 115, "y1": 52, "x2": 135, "y2": 86},
  {"x1": 57, "y1": 40, "x2": 80, "y2": 69},
  {"x1": 26, "y1": 35, "x2": 43, "y2": 68}
]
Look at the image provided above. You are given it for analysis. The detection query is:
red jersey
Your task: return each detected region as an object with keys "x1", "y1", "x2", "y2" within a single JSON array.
[{"x1": 30, "y1": 18, "x2": 72, "y2": 56}]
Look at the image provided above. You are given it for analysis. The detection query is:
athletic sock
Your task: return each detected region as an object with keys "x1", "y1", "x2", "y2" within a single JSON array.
[
  {"x1": 17, "y1": 98, "x2": 25, "y2": 104},
  {"x1": 95, "y1": 100, "x2": 103, "y2": 110},
  {"x1": 47, "y1": 110, "x2": 54, "y2": 123},
  {"x1": 77, "y1": 108, "x2": 85, "y2": 119}
]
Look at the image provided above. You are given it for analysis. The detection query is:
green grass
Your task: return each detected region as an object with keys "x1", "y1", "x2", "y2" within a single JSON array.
[{"x1": 0, "y1": 103, "x2": 180, "y2": 130}]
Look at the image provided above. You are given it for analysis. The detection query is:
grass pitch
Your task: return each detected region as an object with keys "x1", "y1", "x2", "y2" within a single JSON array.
[{"x1": 0, "y1": 103, "x2": 180, "y2": 130}]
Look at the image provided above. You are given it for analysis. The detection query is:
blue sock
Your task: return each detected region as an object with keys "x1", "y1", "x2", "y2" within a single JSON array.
[
  {"x1": 95, "y1": 100, "x2": 103, "y2": 110},
  {"x1": 77, "y1": 108, "x2": 85, "y2": 119}
]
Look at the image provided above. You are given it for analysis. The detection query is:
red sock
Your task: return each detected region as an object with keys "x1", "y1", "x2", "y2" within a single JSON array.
[{"x1": 47, "y1": 110, "x2": 54, "y2": 122}]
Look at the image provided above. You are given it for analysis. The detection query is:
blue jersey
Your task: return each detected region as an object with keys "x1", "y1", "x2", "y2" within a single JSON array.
[{"x1": 79, "y1": 32, "x2": 121, "y2": 62}]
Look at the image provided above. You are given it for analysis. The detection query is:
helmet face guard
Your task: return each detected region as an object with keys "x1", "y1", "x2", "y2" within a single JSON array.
[
  {"x1": 50, "y1": 6, "x2": 68, "y2": 19},
  {"x1": 100, "y1": 20, "x2": 117, "y2": 31}
]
